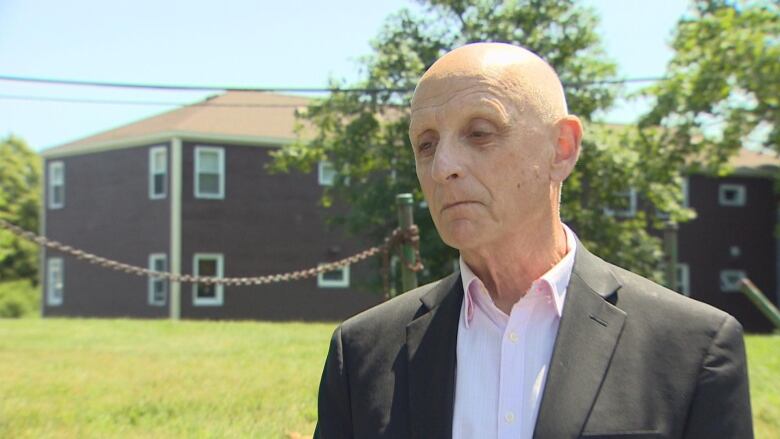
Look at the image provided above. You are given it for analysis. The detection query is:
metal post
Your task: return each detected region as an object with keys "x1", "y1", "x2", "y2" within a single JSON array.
[
  {"x1": 663, "y1": 220, "x2": 678, "y2": 292},
  {"x1": 396, "y1": 193, "x2": 418, "y2": 293},
  {"x1": 740, "y1": 278, "x2": 780, "y2": 330}
]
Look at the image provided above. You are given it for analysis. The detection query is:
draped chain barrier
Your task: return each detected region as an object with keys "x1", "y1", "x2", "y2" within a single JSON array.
[{"x1": 0, "y1": 219, "x2": 423, "y2": 295}]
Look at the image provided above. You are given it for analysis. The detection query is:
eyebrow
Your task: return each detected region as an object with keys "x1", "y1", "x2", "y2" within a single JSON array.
[{"x1": 409, "y1": 94, "x2": 512, "y2": 139}]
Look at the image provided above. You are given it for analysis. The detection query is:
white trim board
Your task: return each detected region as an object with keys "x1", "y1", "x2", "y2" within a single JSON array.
[{"x1": 41, "y1": 131, "x2": 295, "y2": 158}]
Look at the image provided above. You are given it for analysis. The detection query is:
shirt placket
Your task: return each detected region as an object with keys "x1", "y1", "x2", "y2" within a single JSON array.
[{"x1": 497, "y1": 297, "x2": 534, "y2": 439}]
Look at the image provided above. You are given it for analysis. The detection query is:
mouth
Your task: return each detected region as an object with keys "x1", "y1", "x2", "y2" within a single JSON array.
[{"x1": 441, "y1": 201, "x2": 479, "y2": 213}]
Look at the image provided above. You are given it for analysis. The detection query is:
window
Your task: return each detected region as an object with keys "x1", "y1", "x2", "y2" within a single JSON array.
[
  {"x1": 192, "y1": 253, "x2": 224, "y2": 305},
  {"x1": 720, "y1": 269, "x2": 746, "y2": 293},
  {"x1": 48, "y1": 161, "x2": 64, "y2": 209},
  {"x1": 195, "y1": 146, "x2": 225, "y2": 199},
  {"x1": 149, "y1": 146, "x2": 167, "y2": 199},
  {"x1": 317, "y1": 264, "x2": 350, "y2": 288},
  {"x1": 318, "y1": 160, "x2": 336, "y2": 186},
  {"x1": 46, "y1": 257, "x2": 64, "y2": 305},
  {"x1": 148, "y1": 254, "x2": 168, "y2": 306},
  {"x1": 676, "y1": 263, "x2": 690, "y2": 297},
  {"x1": 604, "y1": 188, "x2": 637, "y2": 218},
  {"x1": 718, "y1": 184, "x2": 746, "y2": 207}
]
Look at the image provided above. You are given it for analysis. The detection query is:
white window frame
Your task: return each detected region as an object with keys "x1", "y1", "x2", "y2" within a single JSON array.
[
  {"x1": 46, "y1": 257, "x2": 64, "y2": 306},
  {"x1": 48, "y1": 161, "x2": 65, "y2": 209},
  {"x1": 149, "y1": 146, "x2": 168, "y2": 199},
  {"x1": 318, "y1": 160, "x2": 336, "y2": 186},
  {"x1": 317, "y1": 264, "x2": 350, "y2": 288},
  {"x1": 676, "y1": 263, "x2": 690, "y2": 297},
  {"x1": 148, "y1": 253, "x2": 168, "y2": 306},
  {"x1": 681, "y1": 176, "x2": 689, "y2": 208},
  {"x1": 194, "y1": 146, "x2": 225, "y2": 199},
  {"x1": 192, "y1": 253, "x2": 224, "y2": 306},
  {"x1": 720, "y1": 269, "x2": 747, "y2": 293},
  {"x1": 718, "y1": 184, "x2": 746, "y2": 207},
  {"x1": 604, "y1": 188, "x2": 637, "y2": 218}
]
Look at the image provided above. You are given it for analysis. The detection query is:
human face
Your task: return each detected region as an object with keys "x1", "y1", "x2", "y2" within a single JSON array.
[{"x1": 409, "y1": 74, "x2": 556, "y2": 251}]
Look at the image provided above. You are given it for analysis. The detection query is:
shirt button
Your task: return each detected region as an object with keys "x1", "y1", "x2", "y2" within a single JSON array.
[
  {"x1": 505, "y1": 411, "x2": 515, "y2": 423},
  {"x1": 508, "y1": 331, "x2": 519, "y2": 343}
]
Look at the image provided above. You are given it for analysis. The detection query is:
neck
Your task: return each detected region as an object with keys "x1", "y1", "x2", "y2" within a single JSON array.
[{"x1": 461, "y1": 217, "x2": 568, "y2": 314}]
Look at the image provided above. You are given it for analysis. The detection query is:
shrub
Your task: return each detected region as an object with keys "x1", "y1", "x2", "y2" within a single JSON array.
[{"x1": 0, "y1": 279, "x2": 39, "y2": 318}]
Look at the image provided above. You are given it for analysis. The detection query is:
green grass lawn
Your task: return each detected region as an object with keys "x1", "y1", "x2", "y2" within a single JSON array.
[{"x1": 0, "y1": 319, "x2": 777, "y2": 438}]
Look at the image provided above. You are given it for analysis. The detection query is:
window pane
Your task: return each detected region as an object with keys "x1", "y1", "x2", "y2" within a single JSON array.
[
  {"x1": 154, "y1": 258, "x2": 166, "y2": 272},
  {"x1": 322, "y1": 268, "x2": 344, "y2": 281},
  {"x1": 153, "y1": 151, "x2": 166, "y2": 172},
  {"x1": 153, "y1": 280, "x2": 166, "y2": 301},
  {"x1": 198, "y1": 259, "x2": 217, "y2": 277},
  {"x1": 197, "y1": 284, "x2": 216, "y2": 298},
  {"x1": 51, "y1": 165, "x2": 63, "y2": 184},
  {"x1": 154, "y1": 174, "x2": 165, "y2": 195},
  {"x1": 199, "y1": 173, "x2": 219, "y2": 194},
  {"x1": 53, "y1": 186, "x2": 63, "y2": 205},
  {"x1": 198, "y1": 151, "x2": 219, "y2": 173}
]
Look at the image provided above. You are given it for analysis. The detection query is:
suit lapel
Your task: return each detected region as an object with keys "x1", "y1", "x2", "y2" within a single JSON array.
[
  {"x1": 406, "y1": 273, "x2": 463, "y2": 439},
  {"x1": 534, "y1": 245, "x2": 627, "y2": 439}
]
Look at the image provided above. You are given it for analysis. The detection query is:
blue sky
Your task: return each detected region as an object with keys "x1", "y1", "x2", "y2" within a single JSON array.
[{"x1": 0, "y1": 0, "x2": 689, "y2": 151}]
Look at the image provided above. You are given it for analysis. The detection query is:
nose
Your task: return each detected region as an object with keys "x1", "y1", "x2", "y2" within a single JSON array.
[{"x1": 431, "y1": 138, "x2": 463, "y2": 183}]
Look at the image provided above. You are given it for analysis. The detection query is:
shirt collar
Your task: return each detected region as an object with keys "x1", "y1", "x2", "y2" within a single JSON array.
[{"x1": 459, "y1": 223, "x2": 577, "y2": 329}]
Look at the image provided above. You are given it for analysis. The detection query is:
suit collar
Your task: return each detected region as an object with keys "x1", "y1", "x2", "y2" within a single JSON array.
[
  {"x1": 406, "y1": 272, "x2": 462, "y2": 439},
  {"x1": 534, "y1": 242, "x2": 627, "y2": 438}
]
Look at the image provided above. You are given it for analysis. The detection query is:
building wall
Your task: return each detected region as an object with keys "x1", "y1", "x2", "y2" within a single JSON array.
[
  {"x1": 42, "y1": 143, "x2": 171, "y2": 318},
  {"x1": 679, "y1": 174, "x2": 777, "y2": 332},
  {"x1": 179, "y1": 141, "x2": 380, "y2": 320}
]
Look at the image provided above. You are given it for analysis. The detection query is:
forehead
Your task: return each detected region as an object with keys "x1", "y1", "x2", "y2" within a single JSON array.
[{"x1": 409, "y1": 75, "x2": 517, "y2": 132}]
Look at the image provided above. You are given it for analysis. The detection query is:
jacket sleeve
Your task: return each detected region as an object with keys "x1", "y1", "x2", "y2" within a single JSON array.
[
  {"x1": 683, "y1": 315, "x2": 753, "y2": 439},
  {"x1": 314, "y1": 325, "x2": 354, "y2": 439}
]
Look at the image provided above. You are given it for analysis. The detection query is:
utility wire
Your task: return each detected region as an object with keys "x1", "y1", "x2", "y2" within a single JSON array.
[
  {"x1": 0, "y1": 94, "x2": 306, "y2": 108},
  {"x1": 0, "y1": 74, "x2": 665, "y2": 93}
]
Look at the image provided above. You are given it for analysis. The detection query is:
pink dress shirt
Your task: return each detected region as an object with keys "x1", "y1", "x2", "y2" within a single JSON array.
[{"x1": 452, "y1": 224, "x2": 577, "y2": 439}]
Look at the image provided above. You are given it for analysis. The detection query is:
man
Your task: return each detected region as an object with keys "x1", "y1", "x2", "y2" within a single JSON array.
[{"x1": 315, "y1": 43, "x2": 752, "y2": 439}]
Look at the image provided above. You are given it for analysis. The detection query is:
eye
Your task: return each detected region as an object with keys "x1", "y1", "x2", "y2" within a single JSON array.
[
  {"x1": 417, "y1": 140, "x2": 436, "y2": 156},
  {"x1": 415, "y1": 131, "x2": 438, "y2": 156},
  {"x1": 465, "y1": 118, "x2": 498, "y2": 144}
]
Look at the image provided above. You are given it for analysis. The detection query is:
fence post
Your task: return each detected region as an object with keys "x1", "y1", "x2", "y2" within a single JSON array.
[
  {"x1": 663, "y1": 220, "x2": 678, "y2": 292},
  {"x1": 396, "y1": 193, "x2": 418, "y2": 293},
  {"x1": 740, "y1": 278, "x2": 780, "y2": 330}
]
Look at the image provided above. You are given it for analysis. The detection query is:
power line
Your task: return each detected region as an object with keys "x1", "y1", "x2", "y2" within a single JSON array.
[
  {"x1": 0, "y1": 74, "x2": 666, "y2": 93},
  {"x1": 0, "y1": 94, "x2": 305, "y2": 108}
]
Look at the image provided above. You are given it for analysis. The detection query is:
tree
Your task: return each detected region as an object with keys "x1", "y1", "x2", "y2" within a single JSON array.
[
  {"x1": 640, "y1": 0, "x2": 779, "y2": 173},
  {"x1": 0, "y1": 135, "x2": 41, "y2": 283},
  {"x1": 271, "y1": 0, "x2": 685, "y2": 290}
]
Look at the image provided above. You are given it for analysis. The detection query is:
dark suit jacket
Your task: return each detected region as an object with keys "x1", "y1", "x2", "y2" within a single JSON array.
[{"x1": 315, "y1": 243, "x2": 753, "y2": 438}]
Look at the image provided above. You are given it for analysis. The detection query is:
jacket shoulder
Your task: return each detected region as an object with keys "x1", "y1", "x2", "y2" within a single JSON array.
[
  {"x1": 606, "y1": 261, "x2": 740, "y2": 331},
  {"x1": 340, "y1": 273, "x2": 458, "y2": 337}
]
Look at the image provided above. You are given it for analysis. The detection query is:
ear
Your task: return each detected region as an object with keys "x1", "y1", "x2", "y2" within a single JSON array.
[{"x1": 550, "y1": 116, "x2": 582, "y2": 182}]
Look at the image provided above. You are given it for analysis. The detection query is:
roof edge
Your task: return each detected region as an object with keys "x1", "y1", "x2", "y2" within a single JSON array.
[{"x1": 40, "y1": 131, "x2": 295, "y2": 158}]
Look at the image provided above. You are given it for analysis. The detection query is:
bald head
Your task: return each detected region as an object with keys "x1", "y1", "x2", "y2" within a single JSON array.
[{"x1": 412, "y1": 43, "x2": 569, "y2": 125}]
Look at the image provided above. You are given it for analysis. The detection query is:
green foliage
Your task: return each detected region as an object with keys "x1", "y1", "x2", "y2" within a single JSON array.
[
  {"x1": 0, "y1": 279, "x2": 39, "y2": 318},
  {"x1": 271, "y1": 0, "x2": 689, "y2": 290},
  {"x1": 0, "y1": 135, "x2": 41, "y2": 283},
  {"x1": 641, "y1": 0, "x2": 780, "y2": 173}
]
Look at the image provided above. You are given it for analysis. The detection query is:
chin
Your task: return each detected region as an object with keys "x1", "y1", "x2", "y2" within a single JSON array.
[{"x1": 439, "y1": 221, "x2": 484, "y2": 251}]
